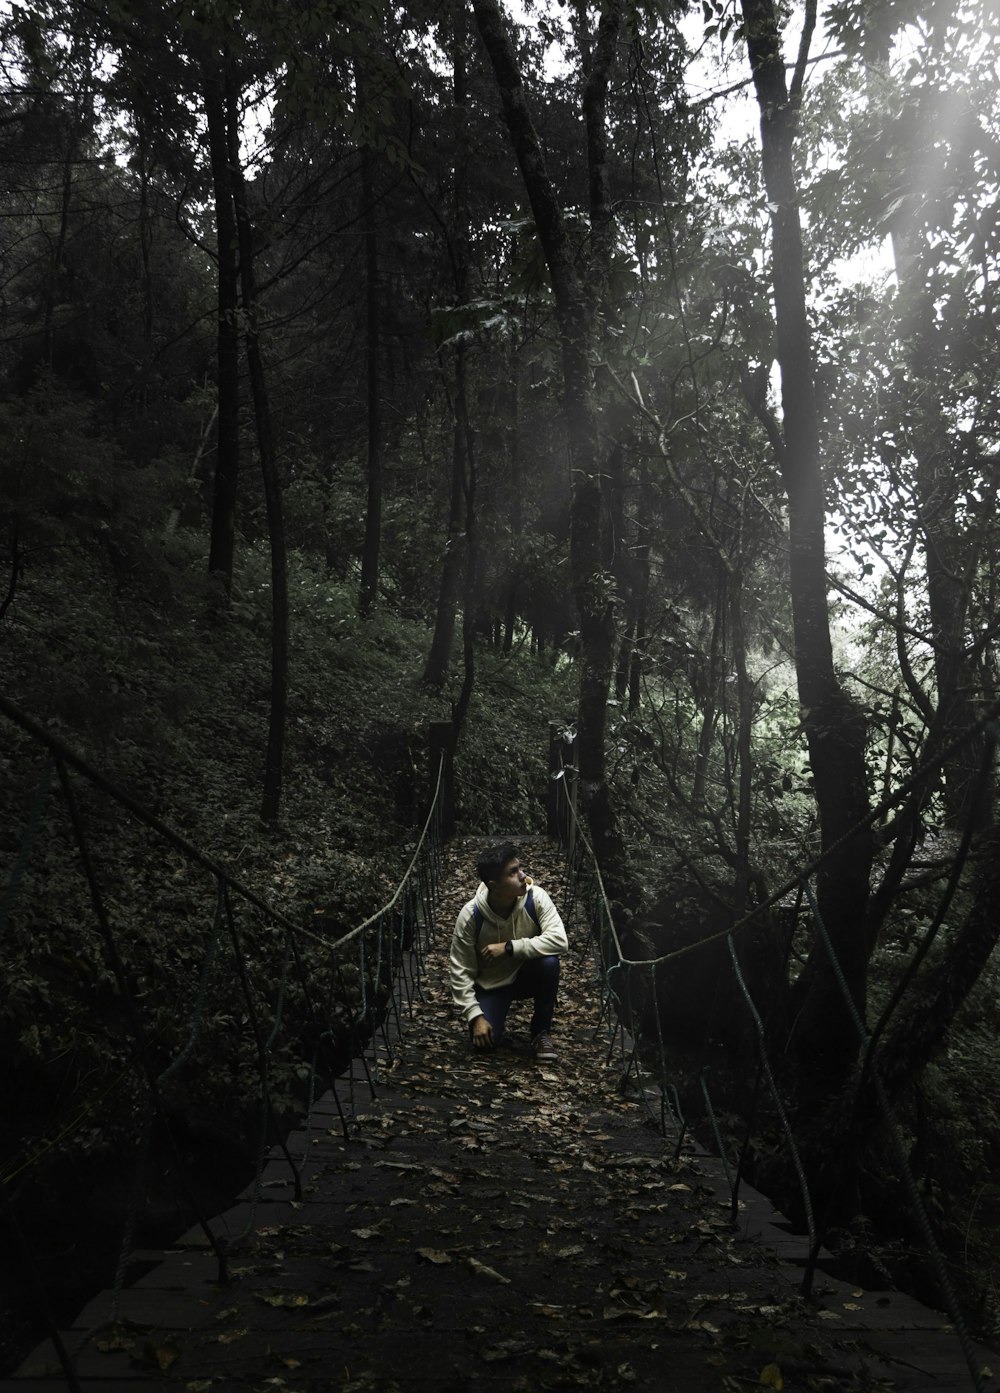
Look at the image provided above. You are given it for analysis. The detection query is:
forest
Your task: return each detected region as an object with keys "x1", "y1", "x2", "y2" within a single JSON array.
[{"x1": 2, "y1": 0, "x2": 1000, "y2": 1371}]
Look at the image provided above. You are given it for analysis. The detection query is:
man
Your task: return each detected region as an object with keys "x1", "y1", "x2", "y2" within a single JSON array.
[{"x1": 449, "y1": 842, "x2": 568, "y2": 1061}]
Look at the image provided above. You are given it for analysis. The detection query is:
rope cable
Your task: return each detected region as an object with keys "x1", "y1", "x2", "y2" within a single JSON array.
[
  {"x1": 55, "y1": 756, "x2": 230, "y2": 1284},
  {"x1": 0, "y1": 694, "x2": 445, "y2": 959},
  {"x1": 725, "y1": 935, "x2": 817, "y2": 1266},
  {"x1": 864, "y1": 735, "x2": 997, "y2": 1072},
  {"x1": 553, "y1": 726, "x2": 989, "y2": 1363},
  {"x1": 566, "y1": 694, "x2": 1000, "y2": 971},
  {"x1": 0, "y1": 704, "x2": 448, "y2": 1390},
  {"x1": 804, "y1": 881, "x2": 986, "y2": 1393}
]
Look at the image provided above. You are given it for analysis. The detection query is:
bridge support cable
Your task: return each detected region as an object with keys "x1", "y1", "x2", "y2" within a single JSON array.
[
  {"x1": 724, "y1": 936, "x2": 816, "y2": 1263},
  {"x1": 864, "y1": 732, "x2": 998, "y2": 1071},
  {"x1": 54, "y1": 754, "x2": 232, "y2": 1284},
  {"x1": 223, "y1": 911, "x2": 303, "y2": 1248},
  {"x1": 730, "y1": 883, "x2": 805, "y2": 1227},
  {"x1": 804, "y1": 877, "x2": 989, "y2": 1393},
  {"x1": 550, "y1": 708, "x2": 1000, "y2": 1392},
  {"x1": 0, "y1": 693, "x2": 450, "y2": 1384}
]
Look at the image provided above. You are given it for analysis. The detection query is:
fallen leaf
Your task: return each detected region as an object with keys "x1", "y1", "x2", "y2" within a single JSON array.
[
  {"x1": 467, "y1": 1257, "x2": 511, "y2": 1284},
  {"x1": 258, "y1": 1292, "x2": 310, "y2": 1308},
  {"x1": 759, "y1": 1363, "x2": 784, "y2": 1390},
  {"x1": 416, "y1": 1247, "x2": 453, "y2": 1264},
  {"x1": 530, "y1": 1303, "x2": 565, "y2": 1319},
  {"x1": 482, "y1": 1338, "x2": 530, "y2": 1362},
  {"x1": 95, "y1": 1333, "x2": 134, "y2": 1353},
  {"x1": 143, "y1": 1340, "x2": 181, "y2": 1370},
  {"x1": 217, "y1": 1328, "x2": 248, "y2": 1344},
  {"x1": 603, "y1": 1306, "x2": 667, "y2": 1321}
]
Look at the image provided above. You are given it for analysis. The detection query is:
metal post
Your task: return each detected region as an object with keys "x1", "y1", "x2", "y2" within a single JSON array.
[
  {"x1": 429, "y1": 721, "x2": 455, "y2": 837},
  {"x1": 548, "y1": 722, "x2": 576, "y2": 856},
  {"x1": 547, "y1": 722, "x2": 563, "y2": 839}
]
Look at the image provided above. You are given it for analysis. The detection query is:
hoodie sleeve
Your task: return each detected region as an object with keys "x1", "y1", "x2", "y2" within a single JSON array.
[
  {"x1": 449, "y1": 904, "x2": 484, "y2": 1023},
  {"x1": 510, "y1": 885, "x2": 568, "y2": 960}
]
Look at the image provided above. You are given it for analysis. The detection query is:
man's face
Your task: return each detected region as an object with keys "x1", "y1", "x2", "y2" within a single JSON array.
[{"x1": 490, "y1": 857, "x2": 526, "y2": 904}]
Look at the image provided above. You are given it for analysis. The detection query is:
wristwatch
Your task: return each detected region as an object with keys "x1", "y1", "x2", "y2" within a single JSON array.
[{"x1": 504, "y1": 940, "x2": 514, "y2": 956}]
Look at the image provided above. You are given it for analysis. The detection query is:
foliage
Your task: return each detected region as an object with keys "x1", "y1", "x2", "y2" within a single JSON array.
[{"x1": 4, "y1": 0, "x2": 1000, "y2": 1360}]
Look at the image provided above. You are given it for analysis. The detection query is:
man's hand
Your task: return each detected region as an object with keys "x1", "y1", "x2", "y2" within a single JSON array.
[
  {"x1": 480, "y1": 941, "x2": 509, "y2": 962},
  {"x1": 471, "y1": 1016, "x2": 494, "y2": 1049}
]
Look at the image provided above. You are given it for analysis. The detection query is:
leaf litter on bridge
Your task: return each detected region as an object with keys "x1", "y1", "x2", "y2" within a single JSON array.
[{"x1": 18, "y1": 837, "x2": 977, "y2": 1392}]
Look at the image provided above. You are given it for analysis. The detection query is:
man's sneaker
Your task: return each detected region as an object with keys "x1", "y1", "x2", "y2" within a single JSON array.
[{"x1": 532, "y1": 1032, "x2": 558, "y2": 1061}]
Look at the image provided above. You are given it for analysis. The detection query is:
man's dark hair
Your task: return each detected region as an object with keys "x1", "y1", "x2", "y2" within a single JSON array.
[{"x1": 477, "y1": 841, "x2": 518, "y2": 885}]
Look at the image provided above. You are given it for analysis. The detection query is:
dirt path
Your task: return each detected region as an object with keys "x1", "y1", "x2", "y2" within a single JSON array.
[{"x1": 5, "y1": 837, "x2": 993, "y2": 1391}]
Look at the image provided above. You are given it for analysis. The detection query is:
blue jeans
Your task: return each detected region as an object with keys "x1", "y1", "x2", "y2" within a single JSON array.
[{"x1": 473, "y1": 955, "x2": 560, "y2": 1044}]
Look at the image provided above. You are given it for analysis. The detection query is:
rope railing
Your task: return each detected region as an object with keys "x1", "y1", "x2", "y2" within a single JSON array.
[
  {"x1": 551, "y1": 716, "x2": 998, "y2": 1393},
  {"x1": 0, "y1": 695, "x2": 447, "y2": 1391}
]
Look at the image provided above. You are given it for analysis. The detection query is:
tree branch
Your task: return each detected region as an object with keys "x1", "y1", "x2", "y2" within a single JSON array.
[{"x1": 790, "y1": 0, "x2": 817, "y2": 103}]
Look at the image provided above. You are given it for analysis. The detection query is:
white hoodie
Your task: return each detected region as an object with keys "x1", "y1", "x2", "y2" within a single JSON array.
[{"x1": 449, "y1": 876, "x2": 568, "y2": 1024}]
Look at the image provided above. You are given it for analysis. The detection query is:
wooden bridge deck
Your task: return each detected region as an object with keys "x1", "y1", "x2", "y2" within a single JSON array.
[{"x1": 4, "y1": 839, "x2": 995, "y2": 1392}]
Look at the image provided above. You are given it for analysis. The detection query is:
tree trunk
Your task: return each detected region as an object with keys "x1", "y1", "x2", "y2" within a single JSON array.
[
  {"x1": 472, "y1": 0, "x2": 626, "y2": 881},
  {"x1": 877, "y1": 817, "x2": 1000, "y2": 1100},
  {"x1": 452, "y1": 354, "x2": 478, "y2": 744},
  {"x1": 227, "y1": 66, "x2": 288, "y2": 826},
  {"x1": 423, "y1": 391, "x2": 467, "y2": 686},
  {"x1": 136, "y1": 112, "x2": 154, "y2": 420},
  {"x1": 891, "y1": 222, "x2": 987, "y2": 829},
  {"x1": 357, "y1": 115, "x2": 382, "y2": 617},
  {"x1": 626, "y1": 465, "x2": 651, "y2": 715},
  {"x1": 741, "y1": 0, "x2": 873, "y2": 1093},
  {"x1": 423, "y1": 0, "x2": 471, "y2": 688},
  {"x1": 42, "y1": 36, "x2": 89, "y2": 371},
  {"x1": 502, "y1": 377, "x2": 521, "y2": 655},
  {"x1": 730, "y1": 575, "x2": 754, "y2": 919},
  {"x1": 203, "y1": 58, "x2": 240, "y2": 591},
  {"x1": 692, "y1": 589, "x2": 724, "y2": 811}
]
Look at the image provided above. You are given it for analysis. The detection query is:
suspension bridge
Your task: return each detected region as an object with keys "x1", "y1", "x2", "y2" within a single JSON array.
[{"x1": 0, "y1": 697, "x2": 998, "y2": 1392}]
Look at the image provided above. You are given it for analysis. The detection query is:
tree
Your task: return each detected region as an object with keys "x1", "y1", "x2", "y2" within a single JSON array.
[
  {"x1": 202, "y1": 50, "x2": 242, "y2": 591},
  {"x1": 471, "y1": 0, "x2": 628, "y2": 875},
  {"x1": 356, "y1": 61, "x2": 383, "y2": 618},
  {"x1": 423, "y1": 0, "x2": 474, "y2": 687},
  {"x1": 739, "y1": 0, "x2": 874, "y2": 1092}
]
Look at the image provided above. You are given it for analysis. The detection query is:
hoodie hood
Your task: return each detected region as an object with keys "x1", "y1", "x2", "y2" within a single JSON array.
[{"x1": 474, "y1": 874, "x2": 533, "y2": 926}]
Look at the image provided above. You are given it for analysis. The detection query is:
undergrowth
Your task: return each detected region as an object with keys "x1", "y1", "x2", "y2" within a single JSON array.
[{"x1": 0, "y1": 527, "x2": 575, "y2": 1371}]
